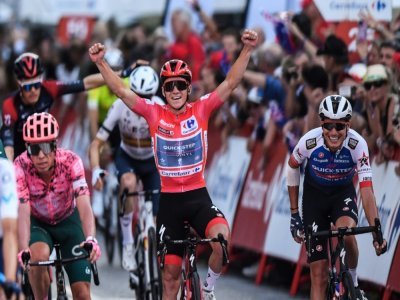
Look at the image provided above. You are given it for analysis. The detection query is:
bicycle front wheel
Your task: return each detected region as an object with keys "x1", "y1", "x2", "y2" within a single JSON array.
[
  {"x1": 147, "y1": 227, "x2": 162, "y2": 300},
  {"x1": 189, "y1": 272, "x2": 202, "y2": 300},
  {"x1": 341, "y1": 272, "x2": 356, "y2": 300}
]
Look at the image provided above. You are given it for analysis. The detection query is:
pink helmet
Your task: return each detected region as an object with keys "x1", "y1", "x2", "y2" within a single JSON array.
[{"x1": 23, "y1": 112, "x2": 59, "y2": 143}]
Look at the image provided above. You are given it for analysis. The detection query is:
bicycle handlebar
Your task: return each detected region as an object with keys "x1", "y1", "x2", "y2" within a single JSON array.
[
  {"x1": 159, "y1": 233, "x2": 229, "y2": 268},
  {"x1": 309, "y1": 218, "x2": 383, "y2": 243},
  {"x1": 22, "y1": 242, "x2": 100, "y2": 286},
  {"x1": 125, "y1": 189, "x2": 160, "y2": 197}
]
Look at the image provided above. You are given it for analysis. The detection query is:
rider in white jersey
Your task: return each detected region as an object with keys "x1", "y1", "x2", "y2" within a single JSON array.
[
  {"x1": 90, "y1": 65, "x2": 163, "y2": 279},
  {"x1": 287, "y1": 95, "x2": 387, "y2": 300},
  {"x1": 0, "y1": 158, "x2": 18, "y2": 290}
]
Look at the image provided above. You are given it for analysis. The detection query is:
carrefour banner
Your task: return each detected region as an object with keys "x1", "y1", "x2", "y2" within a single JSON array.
[
  {"x1": 314, "y1": 0, "x2": 392, "y2": 21},
  {"x1": 356, "y1": 160, "x2": 400, "y2": 285},
  {"x1": 206, "y1": 136, "x2": 251, "y2": 228},
  {"x1": 263, "y1": 158, "x2": 303, "y2": 262}
]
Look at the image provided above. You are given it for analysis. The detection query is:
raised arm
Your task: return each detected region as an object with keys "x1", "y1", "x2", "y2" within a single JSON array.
[
  {"x1": 88, "y1": 43, "x2": 138, "y2": 108},
  {"x1": 216, "y1": 29, "x2": 258, "y2": 101}
]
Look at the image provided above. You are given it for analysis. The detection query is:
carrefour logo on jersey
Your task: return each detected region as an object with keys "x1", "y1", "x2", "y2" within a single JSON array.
[{"x1": 181, "y1": 116, "x2": 198, "y2": 135}]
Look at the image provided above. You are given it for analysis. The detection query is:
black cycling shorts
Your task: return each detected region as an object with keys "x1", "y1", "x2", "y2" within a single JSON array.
[
  {"x1": 156, "y1": 187, "x2": 228, "y2": 264},
  {"x1": 302, "y1": 182, "x2": 358, "y2": 263}
]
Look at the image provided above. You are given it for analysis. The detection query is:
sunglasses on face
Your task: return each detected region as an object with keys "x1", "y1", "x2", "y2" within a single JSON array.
[
  {"x1": 322, "y1": 122, "x2": 347, "y2": 131},
  {"x1": 20, "y1": 81, "x2": 42, "y2": 92},
  {"x1": 164, "y1": 80, "x2": 188, "y2": 92},
  {"x1": 363, "y1": 80, "x2": 387, "y2": 90},
  {"x1": 27, "y1": 142, "x2": 56, "y2": 156}
]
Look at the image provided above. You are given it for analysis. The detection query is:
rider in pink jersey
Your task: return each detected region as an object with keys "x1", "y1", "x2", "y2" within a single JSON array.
[
  {"x1": 89, "y1": 29, "x2": 259, "y2": 300},
  {"x1": 15, "y1": 112, "x2": 101, "y2": 300}
]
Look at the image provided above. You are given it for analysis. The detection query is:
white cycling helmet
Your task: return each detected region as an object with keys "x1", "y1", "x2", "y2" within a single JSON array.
[
  {"x1": 104, "y1": 48, "x2": 124, "y2": 69},
  {"x1": 129, "y1": 66, "x2": 159, "y2": 97},
  {"x1": 319, "y1": 95, "x2": 352, "y2": 121}
]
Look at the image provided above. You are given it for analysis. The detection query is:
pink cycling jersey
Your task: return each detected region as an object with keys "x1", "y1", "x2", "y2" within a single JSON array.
[
  {"x1": 14, "y1": 149, "x2": 89, "y2": 225},
  {"x1": 132, "y1": 91, "x2": 224, "y2": 193}
]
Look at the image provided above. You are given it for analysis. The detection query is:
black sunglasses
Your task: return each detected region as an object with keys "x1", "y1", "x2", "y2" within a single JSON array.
[
  {"x1": 164, "y1": 80, "x2": 188, "y2": 92},
  {"x1": 21, "y1": 81, "x2": 42, "y2": 92},
  {"x1": 363, "y1": 80, "x2": 387, "y2": 90},
  {"x1": 27, "y1": 142, "x2": 56, "y2": 156},
  {"x1": 322, "y1": 122, "x2": 347, "y2": 131}
]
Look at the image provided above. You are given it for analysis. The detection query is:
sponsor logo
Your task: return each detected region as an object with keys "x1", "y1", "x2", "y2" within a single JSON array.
[
  {"x1": 160, "y1": 119, "x2": 175, "y2": 128},
  {"x1": 372, "y1": 0, "x2": 387, "y2": 12},
  {"x1": 85, "y1": 266, "x2": 91, "y2": 274},
  {"x1": 160, "y1": 166, "x2": 202, "y2": 177},
  {"x1": 343, "y1": 207, "x2": 350, "y2": 211},
  {"x1": 318, "y1": 152, "x2": 325, "y2": 159},
  {"x1": 158, "y1": 126, "x2": 174, "y2": 136},
  {"x1": 181, "y1": 116, "x2": 198, "y2": 135},
  {"x1": 200, "y1": 93, "x2": 211, "y2": 101},
  {"x1": 348, "y1": 138, "x2": 358, "y2": 150},
  {"x1": 358, "y1": 152, "x2": 369, "y2": 167},
  {"x1": 306, "y1": 138, "x2": 317, "y2": 149},
  {"x1": 316, "y1": 245, "x2": 323, "y2": 252},
  {"x1": 344, "y1": 198, "x2": 352, "y2": 205}
]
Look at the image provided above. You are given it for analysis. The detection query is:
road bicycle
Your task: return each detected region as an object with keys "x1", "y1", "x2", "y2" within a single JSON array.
[
  {"x1": 306, "y1": 218, "x2": 385, "y2": 300},
  {"x1": 120, "y1": 188, "x2": 162, "y2": 300},
  {"x1": 159, "y1": 221, "x2": 229, "y2": 300},
  {"x1": 21, "y1": 242, "x2": 100, "y2": 300}
]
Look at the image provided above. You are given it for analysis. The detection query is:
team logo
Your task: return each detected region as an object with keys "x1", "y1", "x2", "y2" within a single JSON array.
[
  {"x1": 348, "y1": 138, "x2": 359, "y2": 150},
  {"x1": 181, "y1": 116, "x2": 198, "y2": 135},
  {"x1": 306, "y1": 138, "x2": 316, "y2": 149},
  {"x1": 358, "y1": 152, "x2": 369, "y2": 167},
  {"x1": 342, "y1": 207, "x2": 350, "y2": 211},
  {"x1": 157, "y1": 126, "x2": 174, "y2": 136},
  {"x1": 318, "y1": 152, "x2": 324, "y2": 159}
]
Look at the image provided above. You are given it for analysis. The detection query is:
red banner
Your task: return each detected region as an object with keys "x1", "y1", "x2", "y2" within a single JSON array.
[{"x1": 231, "y1": 137, "x2": 287, "y2": 252}]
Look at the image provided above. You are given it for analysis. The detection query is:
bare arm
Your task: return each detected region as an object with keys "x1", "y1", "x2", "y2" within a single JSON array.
[
  {"x1": 216, "y1": 29, "x2": 258, "y2": 101},
  {"x1": 360, "y1": 186, "x2": 379, "y2": 226},
  {"x1": 243, "y1": 70, "x2": 267, "y2": 89},
  {"x1": 2, "y1": 218, "x2": 17, "y2": 281},
  {"x1": 89, "y1": 137, "x2": 106, "y2": 170},
  {"x1": 89, "y1": 43, "x2": 138, "y2": 108},
  {"x1": 76, "y1": 195, "x2": 96, "y2": 239},
  {"x1": 5, "y1": 146, "x2": 14, "y2": 161},
  {"x1": 17, "y1": 202, "x2": 31, "y2": 251}
]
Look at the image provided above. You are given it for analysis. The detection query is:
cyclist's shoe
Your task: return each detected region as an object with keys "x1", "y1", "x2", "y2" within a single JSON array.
[
  {"x1": 202, "y1": 288, "x2": 216, "y2": 300},
  {"x1": 129, "y1": 270, "x2": 139, "y2": 289},
  {"x1": 355, "y1": 287, "x2": 368, "y2": 300},
  {"x1": 122, "y1": 243, "x2": 136, "y2": 271}
]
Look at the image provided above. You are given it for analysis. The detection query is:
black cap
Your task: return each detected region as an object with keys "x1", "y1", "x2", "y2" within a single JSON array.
[{"x1": 317, "y1": 35, "x2": 348, "y2": 62}]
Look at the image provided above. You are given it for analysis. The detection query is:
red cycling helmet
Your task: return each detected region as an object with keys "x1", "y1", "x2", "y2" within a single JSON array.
[
  {"x1": 160, "y1": 59, "x2": 192, "y2": 84},
  {"x1": 14, "y1": 52, "x2": 44, "y2": 80},
  {"x1": 23, "y1": 112, "x2": 59, "y2": 143}
]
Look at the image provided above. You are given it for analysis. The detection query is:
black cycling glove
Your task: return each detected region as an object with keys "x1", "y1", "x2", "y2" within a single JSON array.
[{"x1": 290, "y1": 212, "x2": 304, "y2": 239}]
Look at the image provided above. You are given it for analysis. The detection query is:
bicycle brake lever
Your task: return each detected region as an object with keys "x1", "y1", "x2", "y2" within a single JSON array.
[{"x1": 217, "y1": 234, "x2": 229, "y2": 265}]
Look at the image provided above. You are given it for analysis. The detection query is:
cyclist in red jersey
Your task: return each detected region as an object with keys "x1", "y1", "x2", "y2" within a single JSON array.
[{"x1": 89, "y1": 29, "x2": 258, "y2": 300}]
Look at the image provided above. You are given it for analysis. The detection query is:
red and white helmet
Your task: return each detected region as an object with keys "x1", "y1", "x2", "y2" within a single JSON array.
[
  {"x1": 14, "y1": 52, "x2": 44, "y2": 80},
  {"x1": 23, "y1": 112, "x2": 59, "y2": 143},
  {"x1": 160, "y1": 59, "x2": 192, "y2": 84}
]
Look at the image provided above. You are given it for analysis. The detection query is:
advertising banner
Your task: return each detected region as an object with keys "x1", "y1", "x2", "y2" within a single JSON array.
[
  {"x1": 231, "y1": 139, "x2": 287, "y2": 252},
  {"x1": 206, "y1": 136, "x2": 251, "y2": 228},
  {"x1": 314, "y1": 0, "x2": 392, "y2": 21},
  {"x1": 356, "y1": 160, "x2": 400, "y2": 285},
  {"x1": 263, "y1": 159, "x2": 303, "y2": 262}
]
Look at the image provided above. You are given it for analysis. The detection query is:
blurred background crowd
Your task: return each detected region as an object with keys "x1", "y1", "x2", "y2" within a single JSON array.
[{"x1": 1, "y1": 0, "x2": 400, "y2": 173}]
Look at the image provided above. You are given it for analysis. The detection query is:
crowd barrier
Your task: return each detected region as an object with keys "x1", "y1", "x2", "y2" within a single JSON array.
[{"x1": 55, "y1": 105, "x2": 400, "y2": 299}]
